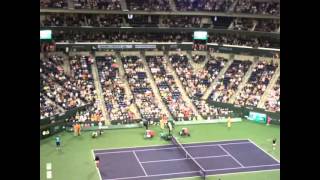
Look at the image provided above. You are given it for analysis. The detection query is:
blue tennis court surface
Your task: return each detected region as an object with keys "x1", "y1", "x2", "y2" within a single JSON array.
[{"x1": 93, "y1": 139, "x2": 280, "y2": 180}]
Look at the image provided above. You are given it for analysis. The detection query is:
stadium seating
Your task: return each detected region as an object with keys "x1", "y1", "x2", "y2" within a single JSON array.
[
  {"x1": 264, "y1": 77, "x2": 280, "y2": 112},
  {"x1": 174, "y1": 0, "x2": 233, "y2": 12},
  {"x1": 40, "y1": 0, "x2": 68, "y2": 8},
  {"x1": 73, "y1": 0, "x2": 121, "y2": 10},
  {"x1": 122, "y1": 56, "x2": 161, "y2": 120},
  {"x1": 170, "y1": 54, "x2": 226, "y2": 99},
  {"x1": 126, "y1": 0, "x2": 171, "y2": 11},
  {"x1": 146, "y1": 56, "x2": 191, "y2": 120},
  {"x1": 209, "y1": 60, "x2": 252, "y2": 103},
  {"x1": 96, "y1": 56, "x2": 135, "y2": 122},
  {"x1": 234, "y1": 0, "x2": 280, "y2": 15},
  {"x1": 41, "y1": 0, "x2": 280, "y2": 15},
  {"x1": 234, "y1": 61, "x2": 278, "y2": 107}
]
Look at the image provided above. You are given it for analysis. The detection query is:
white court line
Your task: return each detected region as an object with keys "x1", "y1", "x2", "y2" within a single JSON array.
[
  {"x1": 95, "y1": 142, "x2": 251, "y2": 155},
  {"x1": 218, "y1": 145, "x2": 245, "y2": 167},
  {"x1": 93, "y1": 138, "x2": 247, "y2": 152},
  {"x1": 92, "y1": 149, "x2": 102, "y2": 180},
  {"x1": 141, "y1": 155, "x2": 230, "y2": 164},
  {"x1": 46, "y1": 163, "x2": 52, "y2": 170},
  {"x1": 206, "y1": 163, "x2": 279, "y2": 172},
  {"x1": 248, "y1": 139, "x2": 280, "y2": 163},
  {"x1": 169, "y1": 168, "x2": 280, "y2": 180},
  {"x1": 104, "y1": 170, "x2": 199, "y2": 180},
  {"x1": 132, "y1": 151, "x2": 148, "y2": 176},
  {"x1": 103, "y1": 164, "x2": 280, "y2": 180}
]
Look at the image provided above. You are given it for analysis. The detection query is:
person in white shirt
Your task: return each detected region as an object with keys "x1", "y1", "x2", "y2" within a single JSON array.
[{"x1": 98, "y1": 121, "x2": 103, "y2": 135}]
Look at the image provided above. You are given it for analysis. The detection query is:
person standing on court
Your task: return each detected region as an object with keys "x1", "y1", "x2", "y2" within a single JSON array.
[
  {"x1": 55, "y1": 135, "x2": 61, "y2": 151},
  {"x1": 272, "y1": 138, "x2": 277, "y2": 150},
  {"x1": 98, "y1": 121, "x2": 103, "y2": 135},
  {"x1": 227, "y1": 116, "x2": 232, "y2": 130},
  {"x1": 143, "y1": 118, "x2": 149, "y2": 130},
  {"x1": 94, "y1": 156, "x2": 100, "y2": 168},
  {"x1": 75, "y1": 123, "x2": 81, "y2": 136},
  {"x1": 160, "y1": 114, "x2": 165, "y2": 131},
  {"x1": 73, "y1": 123, "x2": 77, "y2": 136},
  {"x1": 267, "y1": 116, "x2": 271, "y2": 126}
]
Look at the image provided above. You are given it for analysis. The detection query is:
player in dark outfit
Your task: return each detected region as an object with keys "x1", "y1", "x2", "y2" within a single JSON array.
[
  {"x1": 95, "y1": 156, "x2": 100, "y2": 167},
  {"x1": 272, "y1": 138, "x2": 277, "y2": 150}
]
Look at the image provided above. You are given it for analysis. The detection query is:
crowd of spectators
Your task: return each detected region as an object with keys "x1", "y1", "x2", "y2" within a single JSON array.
[
  {"x1": 41, "y1": 13, "x2": 279, "y2": 33},
  {"x1": 53, "y1": 31, "x2": 192, "y2": 43},
  {"x1": 96, "y1": 55, "x2": 136, "y2": 122},
  {"x1": 127, "y1": 15, "x2": 159, "y2": 27},
  {"x1": 40, "y1": 93, "x2": 64, "y2": 119},
  {"x1": 73, "y1": 101, "x2": 103, "y2": 122},
  {"x1": 210, "y1": 60, "x2": 252, "y2": 103},
  {"x1": 234, "y1": 0, "x2": 280, "y2": 15},
  {"x1": 234, "y1": 61, "x2": 278, "y2": 107},
  {"x1": 126, "y1": 0, "x2": 171, "y2": 11},
  {"x1": 41, "y1": 55, "x2": 84, "y2": 110},
  {"x1": 40, "y1": 54, "x2": 102, "y2": 120},
  {"x1": 146, "y1": 56, "x2": 193, "y2": 120},
  {"x1": 51, "y1": 30, "x2": 279, "y2": 48},
  {"x1": 162, "y1": 16, "x2": 201, "y2": 28},
  {"x1": 255, "y1": 19, "x2": 280, "y2": 32},
  {"x1": 192, "y1": 54, "x2": 206, "y2": 63},
  {"x1": 264, "y1": 77, "x2": 280, "y2": 112},
  {"x1": 73, "y1": 0, "x2": 121, "y2": 10},
  {"x1": 69, "y1": 55, "x2": 97, "y2": 104},
  {"x1": 192, "y1": 43, "x2": 208, "y2": 51},
  {"x1": 231, "y1": 18, "x2": 254, "y2": 31},
  {"x1": 41, "y1": 0, "x2": 280, "y2": 15},
  {"x1": 40, "y1": 0, "x2": 68, "y2": 8},
  {"x1": 174, "y1": 0, "x2": 234, "y2": 12},
  {"x1": 64, "y1": 101, "x2": 103, "y2": 124},
  {"x1": 193, "y1": 100, "x2": 233, "y2": 119},
  {"x1": 170, "y1": 54, "x2": 226, "y2": 100},
  {"x1": 41, "y1": 14, "x2": 123, "y2": 27},
  {"x1": 122, "y1": 56, "x2": 162, "y2": 120},
  {"x1": 209, "y1": 33, "x2": 277, "y2": 48}
]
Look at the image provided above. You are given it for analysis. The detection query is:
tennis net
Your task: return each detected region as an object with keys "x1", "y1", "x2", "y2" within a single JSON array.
[{"x1": 171, "y1": 136, "x2": 206, "y2": 179}]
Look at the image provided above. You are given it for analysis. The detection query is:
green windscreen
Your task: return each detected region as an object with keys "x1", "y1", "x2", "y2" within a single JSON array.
[{"x1": 248, "y1": 112, "x2": 267, "y2": 123}]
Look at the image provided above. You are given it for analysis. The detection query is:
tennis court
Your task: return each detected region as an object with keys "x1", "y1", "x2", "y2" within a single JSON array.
[{"x1": 93, "y1": 139, "x2": 280, "y2": 180}]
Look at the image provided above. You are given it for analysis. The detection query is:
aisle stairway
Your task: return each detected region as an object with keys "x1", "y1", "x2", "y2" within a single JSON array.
[
  {"x1": 201, "y1": 59, "x2": 234, "y2": 100},
  {"x1": 91, "y1": 59, "x2": 111, "y2": 124},
  {"x1": 67, "y1": 0, "x2": 74, "y2": 9},
  {"x1": 229, "y1": 58, "x2": 259, "y2": 104},
  {"x1": 164, "y1": 54, "x2": 202, "y2": 120},
  {"x1": 120, "y1": 0, "x2": 128, "y2": 10},
  {"x1": 115, "y1": 53, "x2": 142, "y2": 119},
  {"x1": 168, "y1": 0, "x2": 177, "y2": 11},
  {"x1": 187, "y1": 51, "x2": 209, "y2": 71},
  {"x1": 228, "y1": 0, "x2": 239, "y2": 12},
  {"x1": 257, "y1": 65, "x2": 280, "y2": 108},
  {"x1": 62, "y1": 54, "x2": 71, "y2": 76},
  {"x1": 140, "y1": 52, "x2": 173, "y2": 119}
]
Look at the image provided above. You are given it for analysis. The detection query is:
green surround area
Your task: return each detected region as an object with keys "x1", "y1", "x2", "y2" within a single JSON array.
[{"x1": 40, "y1": 120, "x2": 280, "y2": 180}]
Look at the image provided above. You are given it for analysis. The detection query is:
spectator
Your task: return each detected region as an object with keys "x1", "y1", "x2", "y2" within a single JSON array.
[
  {"x1": 235, "y1": 61, "x2": 278, "y2": 107},
  {"x1": 73, "y1": 0, "x2": 121, "y2": 10},
  {"x1": 126, "y1": 0, "x2": 171, "y2": 11},
  {"x1": 122, "y1": 55, "x2": 162, "y2": 120},
  {"x1": 210, "y1": 60, "x2": 252, "y2": 103}
]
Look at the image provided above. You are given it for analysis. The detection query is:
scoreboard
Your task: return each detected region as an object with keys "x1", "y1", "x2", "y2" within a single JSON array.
[
  {"x1": 40, "y1": 30, "x2": 52, "y2": 40},
  {"x1": 193, "y1": 31, "x2": 208, "y2": 40}
]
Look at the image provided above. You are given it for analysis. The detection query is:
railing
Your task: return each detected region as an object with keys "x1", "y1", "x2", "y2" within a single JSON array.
[
  {"x1": 40, "y1": 9, "x2": 279, "y2": 19},
  {"x1": 55, "y1": 42, "x2": 279, "y2": 57}
]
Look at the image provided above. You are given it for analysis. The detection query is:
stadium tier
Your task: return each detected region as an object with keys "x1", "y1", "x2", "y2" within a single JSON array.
[{"x1": 40, "y1": 1, "x2": 280, "y2": 179}]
